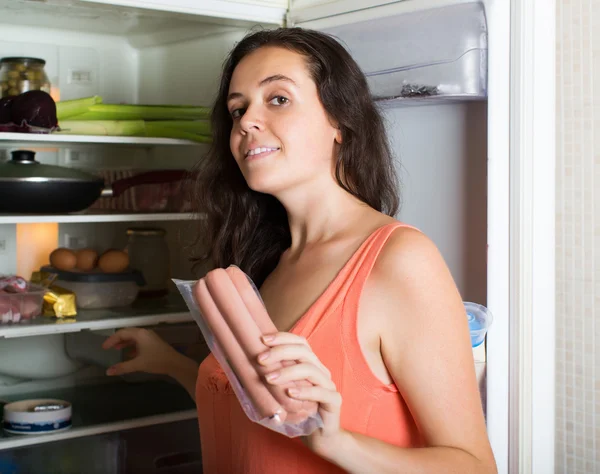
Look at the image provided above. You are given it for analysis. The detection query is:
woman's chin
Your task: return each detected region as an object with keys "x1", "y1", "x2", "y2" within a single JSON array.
[{"x1": 244, "y1": 174, "x2": 287, "y2": 195}]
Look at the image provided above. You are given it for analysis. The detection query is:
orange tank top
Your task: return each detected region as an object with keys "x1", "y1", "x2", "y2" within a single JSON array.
[{"x1": 195, "y1": 222, "x2": 423, "y2": 473}]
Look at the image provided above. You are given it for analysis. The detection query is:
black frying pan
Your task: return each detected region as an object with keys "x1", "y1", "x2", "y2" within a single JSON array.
[{"x1": 0, "y1": 150, "x2": 190, "y2": 213}]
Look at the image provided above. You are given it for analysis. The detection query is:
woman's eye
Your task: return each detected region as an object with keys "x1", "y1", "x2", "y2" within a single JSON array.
[
  {"x1": 230, "y1": 108, "x2": 245, "y2": 120},
  {"x1": 268, "y1": 96, "x2": 289, "y2": 106}
]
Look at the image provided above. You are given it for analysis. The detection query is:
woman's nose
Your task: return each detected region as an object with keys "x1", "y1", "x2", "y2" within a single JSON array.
[{"x1": 239, "y1": 104, "x2": 264, "y2": 133}]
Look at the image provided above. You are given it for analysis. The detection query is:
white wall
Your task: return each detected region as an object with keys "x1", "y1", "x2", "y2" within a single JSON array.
[{"x1": 555, "y1": 0, "x2": 600, "y2": 471}]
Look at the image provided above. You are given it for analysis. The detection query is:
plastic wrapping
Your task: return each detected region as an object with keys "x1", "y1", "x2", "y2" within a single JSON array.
[{"x1": 174, "y1": 266, "x2": 323, "y2": 438}]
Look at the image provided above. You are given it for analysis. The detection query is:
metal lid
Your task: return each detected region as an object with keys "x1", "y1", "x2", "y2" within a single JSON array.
[
  {"x1": 0, "y1": 150, "x2": 104, "y2": 183},
  {"x1": 0, "y1": 57, "x2": 46, "y2": 66},
  {"x1": 126, "y1": 227, "x2": 167, "y2": 236}
]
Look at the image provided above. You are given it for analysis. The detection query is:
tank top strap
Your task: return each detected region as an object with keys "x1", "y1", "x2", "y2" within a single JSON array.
[
  {"x1": 291, "y1": 221, "x2": 415, "y2": 339},
  {"x1": 345, "y1": 221, "x2": 414, "y2": 291},
  {"x1": 338, "y1": 221, "x2": 417, "y2": 392}
]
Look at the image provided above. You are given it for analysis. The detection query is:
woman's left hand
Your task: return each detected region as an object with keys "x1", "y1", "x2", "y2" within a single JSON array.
[{"x1": 258, "y1": 332, "x2": 347, "y2": 457}]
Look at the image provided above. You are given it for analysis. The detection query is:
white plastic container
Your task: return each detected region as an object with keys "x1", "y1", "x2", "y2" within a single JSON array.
[
  {"x1": 41, "y1": 265, "x2": 144, "y2": 309},
  {"x1": 3, "y1": 399, "x2": 72, "y2": 435}
]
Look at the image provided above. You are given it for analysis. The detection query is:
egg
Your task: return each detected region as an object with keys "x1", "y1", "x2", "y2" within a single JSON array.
[
  {"x1": 76, "y1": 248, "x2": 98, "y2": 272},
  {"x1": 49, "y1": 248, "x2": 77, "y2": 271},
  {"x1": 98, "y1": 250, "x2": 129, "y2": 273}
]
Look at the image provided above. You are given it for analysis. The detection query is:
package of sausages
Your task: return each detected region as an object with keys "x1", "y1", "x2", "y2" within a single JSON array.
[{"x1": 174, "y1": 266, "x2": 323, "y2": 437}]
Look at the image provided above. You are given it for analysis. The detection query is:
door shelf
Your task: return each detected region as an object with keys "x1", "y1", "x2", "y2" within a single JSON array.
[
  {"x1": 375, "y1": 93, "x2": 487, "y2": 108},
  {"x1": 0, "y1": 212, "x2": 200, "y2": 224},
  {"x1": 0, "y1": 133, "x2": 204, "y2": 147},
  {"x1": 0, "y1": 294, "x2": 193, "y2": 339},
  {"x1": 0, "y1": 380, "x2": 197, "y2": 451}
]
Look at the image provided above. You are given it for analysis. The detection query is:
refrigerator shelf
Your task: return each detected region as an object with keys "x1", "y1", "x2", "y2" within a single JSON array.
[
  {"x1": 0, "y1": 212, "x2": 201, "y2": 224},
  {"x1": 0, "y1": 293, "x2": 192, "y2": 339},
  {"x1": 375, "y1": 92, "x2": 487, "y2": 108},
  {"x1": 0, "y1": 133, "x2": 205, "y2": 147},
  {"x1": 0, "y1": 380, "x2": 196, "y2": 451}
]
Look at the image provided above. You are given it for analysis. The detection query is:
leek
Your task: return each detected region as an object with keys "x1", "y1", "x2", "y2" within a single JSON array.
[
  {"x1": 148, "y1": 121, "x2": 211, "y2": 135},
  {"x1": 145, "y1": 124, "x2": 213, "y2": 143},
  {"x1": 69, "y1": 104, "x2": 211, "y2": 121},
  {"x1": 56, "y1": 120, "x2": 212, "y2": 143},
  {"x1": 55, "y1": 120, "x2": 146, "y2": 136},
  {"x1": 56, "y1": 96, "x2": 103, "y2": 120}
]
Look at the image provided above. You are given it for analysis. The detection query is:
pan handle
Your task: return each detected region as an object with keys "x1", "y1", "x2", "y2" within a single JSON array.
[{"x1": 102, "y1": 170, "x2": 195, "y2": 198}]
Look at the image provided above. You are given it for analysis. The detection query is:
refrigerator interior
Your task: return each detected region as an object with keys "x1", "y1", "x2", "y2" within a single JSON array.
[{"x1": 0, "y1": 0, "x2": 490, "y2": 469}]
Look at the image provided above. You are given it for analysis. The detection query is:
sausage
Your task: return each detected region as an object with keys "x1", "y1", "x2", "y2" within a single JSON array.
[
  {"x1": 225, "y1": 266, "x2": 318, "y2": 419},
  {"x1": 194, "y1": 278, "x2": 285, "y2": 422},
  {"x1": 204, "y1": 269, "x2": 302, "y2": 413}
]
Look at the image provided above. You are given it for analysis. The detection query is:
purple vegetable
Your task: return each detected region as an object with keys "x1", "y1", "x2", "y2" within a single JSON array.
[
  {"x1": 0, "y1": 96, "x2": 12, "y2": 124},
  {"x1": 10, "y1": 90, "x2": 57, "y2": 129}
]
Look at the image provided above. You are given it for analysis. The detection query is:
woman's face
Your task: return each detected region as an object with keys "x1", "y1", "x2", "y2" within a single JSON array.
[{"x1": 227, "y1": 46, "x2": 341, "y2": 196}]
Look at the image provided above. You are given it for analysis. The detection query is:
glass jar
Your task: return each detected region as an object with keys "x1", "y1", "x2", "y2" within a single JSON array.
[
  {"x1": 0, "y1": 57, "x2": 51, "y2": 98},
  {"x1": 126, "y1": 227, "x2": 170, "y2": 297}
]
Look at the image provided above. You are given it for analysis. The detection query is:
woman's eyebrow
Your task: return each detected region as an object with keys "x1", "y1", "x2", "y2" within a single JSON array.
[
  {"x1": 227, "y1": 74, "x2": 297, "y2": 102},
  {"x1": 258, "y1": 74, "x2": 296, "y2": 87}
]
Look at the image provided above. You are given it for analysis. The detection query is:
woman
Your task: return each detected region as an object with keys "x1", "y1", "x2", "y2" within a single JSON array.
[{"x1": 103, "y1": 28, "x2": 496, "y2": 473}]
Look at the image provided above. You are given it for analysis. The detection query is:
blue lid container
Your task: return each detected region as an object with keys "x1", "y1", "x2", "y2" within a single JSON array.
[{"x1": 464, "y1": 302, "x2": 493, "y2": 347}]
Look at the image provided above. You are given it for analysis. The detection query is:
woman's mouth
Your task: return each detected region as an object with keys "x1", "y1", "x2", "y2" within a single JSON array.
[{"x1": 245, "y1": 147, "x2": 280, "y2": 160}]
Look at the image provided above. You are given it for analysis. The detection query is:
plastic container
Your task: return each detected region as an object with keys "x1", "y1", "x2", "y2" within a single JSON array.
[
  {"x1": 0, "y1": 284, "x2": 45, "y2": 324},
  {"x1": 41, "y1": 265, "x2": 144, "y2": 309},
  {"x1": 3, "y1": 399, "x2": 72, "y2": 435},
  {"x1": 464, "y1": 302, "x2": 493, "y2": 347},
  {"x1": 0, "y1": 57, "x2": 51, "y2": 98}
]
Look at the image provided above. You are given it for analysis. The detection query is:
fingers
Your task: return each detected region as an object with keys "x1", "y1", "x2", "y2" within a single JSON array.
[
  {"x1": 262, "y1": 332, "x2": 310, "y2": 347},
  {"x1": 102, "y1": 327, "x2": 145, "y2": 350},
  {"x1": 106, "y1": 359, "x2": 140, "y2": 376},
  {"x1": 265, "y1": 362, "x2": 336, "y2": 391},
  {"x1": 286, "y1": 385, "x2": 343, "y2": 414},
  {"x1": 257, "y1": 344, "x2": 331, "y2": 378}
]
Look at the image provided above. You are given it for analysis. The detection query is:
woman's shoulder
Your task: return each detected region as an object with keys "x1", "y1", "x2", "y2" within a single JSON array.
[
  {"x1": 364, "y1": 223, "x2": 462, "y2": 327},
  {"x1": 373, "y1": 223, "x2": 443, "y2": 282}
]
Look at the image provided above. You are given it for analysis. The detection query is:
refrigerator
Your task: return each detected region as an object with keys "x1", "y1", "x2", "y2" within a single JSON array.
[{"x1": 0, "y1": 1, "x2": 553, "y2": 473}]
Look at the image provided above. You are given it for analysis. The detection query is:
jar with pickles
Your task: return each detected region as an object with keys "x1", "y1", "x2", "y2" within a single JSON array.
[{"x1": 0, "y1": 57, "x2": 51, "y2": 98}]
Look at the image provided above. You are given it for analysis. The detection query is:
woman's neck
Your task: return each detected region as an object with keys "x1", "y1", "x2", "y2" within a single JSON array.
[{"x1": 277, "y1": 178, "x2": 373, "y2": 255}]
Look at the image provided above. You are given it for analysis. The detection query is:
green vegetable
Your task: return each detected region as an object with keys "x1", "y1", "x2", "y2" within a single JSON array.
[
  {"x1": 56, "y1": 120, "x2": 212, "y2": 143},
  {"x1": 148, "y1": 121, "x2": 211, "y2": 135},
  {"x1": 56, "y1": 96, "x2": 102, "y2": 120},
  {"x1": 55, "y1": 120, "x2": 146, "y2": 136},
  {"x1": 68, "y1": 104, "x2": 211, "y2": 121}
]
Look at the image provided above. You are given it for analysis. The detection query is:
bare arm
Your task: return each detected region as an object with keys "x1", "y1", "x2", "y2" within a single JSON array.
[
  {"x1": 162, "y1": 351, "x2": 200, "y2": 401},
  {"x1": 103, "y1": 327, "x2": 199, "y2": 401},
  {"x1": 317, "y1": 228, "x2": 496, "y2": 473}
]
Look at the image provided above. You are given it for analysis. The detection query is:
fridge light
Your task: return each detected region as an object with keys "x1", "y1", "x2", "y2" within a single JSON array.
[{"x1": 16, "y1": 222, "x2": 58, "y2": 279}]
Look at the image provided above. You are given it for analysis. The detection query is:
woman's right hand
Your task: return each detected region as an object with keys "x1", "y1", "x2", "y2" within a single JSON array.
[{"x1": 102, "y1": 327, "x2": 181, "y2": 377}]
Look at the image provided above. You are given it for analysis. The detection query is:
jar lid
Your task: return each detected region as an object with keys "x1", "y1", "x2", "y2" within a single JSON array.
[
  {"x1": 126, "y1": 227, "x2": 167, "y2": 236},
  {"x1": 0, "y1": 57, "x2": 46, "y2": 66}
]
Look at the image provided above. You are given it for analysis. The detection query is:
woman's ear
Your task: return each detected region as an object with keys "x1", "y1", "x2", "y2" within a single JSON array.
[{"x1": 334, "y1": 128, "x2": 342, "y2": 144}]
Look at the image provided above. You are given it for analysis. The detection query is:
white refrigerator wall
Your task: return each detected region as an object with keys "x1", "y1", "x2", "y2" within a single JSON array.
[{"x1": 385, "y1": 102, "x2": 488, "y2": 304}]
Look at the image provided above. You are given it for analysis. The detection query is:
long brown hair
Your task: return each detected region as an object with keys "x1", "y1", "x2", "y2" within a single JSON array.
[{"x1": 191, "y1": 28, "x2": 399, "y2": 287}]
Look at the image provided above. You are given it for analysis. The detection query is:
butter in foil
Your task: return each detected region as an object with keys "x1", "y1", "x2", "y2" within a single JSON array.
[
  {"x1": 30, "y1": 271, "x2": 57, "y2": 288},
  {"x1": 43, "y1": 285, "x2": 77, "y2": 318}
]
